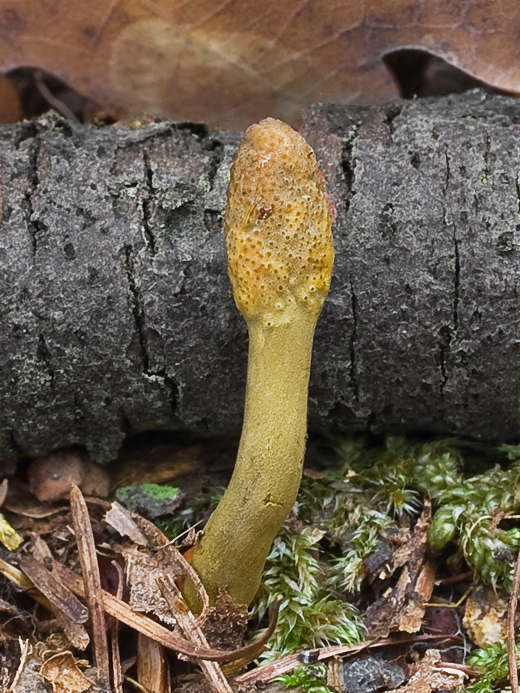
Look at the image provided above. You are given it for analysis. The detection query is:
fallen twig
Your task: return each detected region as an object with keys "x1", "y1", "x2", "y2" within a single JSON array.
[
  {"x1": 70, "y1": 483, "x2": 110, "y2": 687},
  {"x1": 18, "y1": 554, "x2": 88, "y2": 624},
  {"x1": 6, "y1": 551, "x2": 280, "y2": 664},
  {"x1": 54, "y1": 559, "x2": 280, "y2": 663},
  {"x1": 234, "y1": 633, "x2": 463, "y2": 686},
  {"x1": 0, "y1": 556, "x2": 53, "y2": 609},
  {"x1": 137, "y1": 634, "x2": 169, "y2": 693},
  {"x1": 158, "y1": 575, "x2": 233, "y2": 693},
  {"x1": 111, "y1": 560, "x2": 125, "y2": 693},
  {"x1": 508, "y1": 545, "x2": 520, "y2": 693},
  {"x1": 18, "y1": 552, "x2": 90, "y2": 649}
]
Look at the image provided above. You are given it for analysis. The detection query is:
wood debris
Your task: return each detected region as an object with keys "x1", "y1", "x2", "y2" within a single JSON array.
[
  {"x1": 364, "y1": 502, "x2": 435, "y2": 638},
  {"x1": 386, "y1": 649, "x2": 466, "y2": 693},
  {"x1": 70, "y1": 483, "x2": 111, "y2": 688}
]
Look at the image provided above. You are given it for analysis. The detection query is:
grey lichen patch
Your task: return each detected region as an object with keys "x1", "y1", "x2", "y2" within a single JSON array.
[
  {"x1": 116, "y1": 185, "x2": 139, "y2": 200},
  {"x1": 12, "y1": 357, "x2": 54, "y2": 392}
]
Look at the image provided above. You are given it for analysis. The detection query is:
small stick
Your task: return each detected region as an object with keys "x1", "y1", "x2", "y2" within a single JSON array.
[
  {"x1": 34, "y1": 69, "x2": 81, "y2": 123},
  {"x1": 125, "y1": 676, "x2": 153, "y2": 693},
  {"x1": 0, "y1": 556, "x2": 55, "y2": 610},
  {"x1": 3, "y1": 549, "x2": 281, "y2": 665},
  {"x1": 158, "y1": 575, "x2": 233, "y2": 693},
  {"x1": 508, "y1": 546, "x2": 520, "y2": 693},
  {"x1": 70, "y1": 483, "x2": 110, "y2": 687},
  {"x1": 137, "y1": 634, "x2": 169, "y2": 693},
  {"x1": 435, "y1": 571, "x2": 473, "y2": 585},
  {"x1": 234, "y1": 633, "x2": 463, "y2": 686},
  {"x1": 18, "y1": 554, "x2": 88, "y2": 624},
  {"x1": 10, "y1": 639, "x2": 31, "y2": 691},
  {"x1": 111, "y1": 560, "x2": 124, "y2": 693}
]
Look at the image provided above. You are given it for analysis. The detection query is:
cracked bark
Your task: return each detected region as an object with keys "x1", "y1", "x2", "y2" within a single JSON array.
[{"x1": 1, "y1": 90, "x2": 519, "y2": 466}]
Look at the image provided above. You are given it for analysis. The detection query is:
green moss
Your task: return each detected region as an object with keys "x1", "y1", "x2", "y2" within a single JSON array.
[
  {"x1": 140, "y1": 483, "x2": 180, "y2": 500},
  {"x1": 464, "y1": 638, "x2": 520, "y2": 693},
  {"x1": 274, "y1": 663, "x2": 331, "y2": 693},
  {"x1": 252, "y1": 525, "x2": 363, "y2": 660},
  {"x1": 311, "y1": 436, "x2": 520, "y2": 590},
  {"x1": 116, "y1": 483, "x2": 182, "y2": 518},
  {"x1": 158, "y1": 433, "x2": 520, "y2": 687}
]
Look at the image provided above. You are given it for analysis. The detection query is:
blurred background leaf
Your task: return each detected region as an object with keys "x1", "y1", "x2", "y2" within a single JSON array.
[{"x1": 0, "y1": 0, "x2": 517, "y2": 128}]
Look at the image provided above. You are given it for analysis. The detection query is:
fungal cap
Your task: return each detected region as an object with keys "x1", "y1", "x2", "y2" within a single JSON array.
[{"x1": 224, "y1": 118, "x2": 334, "y2": 323}]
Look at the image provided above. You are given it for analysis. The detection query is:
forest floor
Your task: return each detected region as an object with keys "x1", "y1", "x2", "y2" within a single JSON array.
[{"x1": 1, "y1": 429, "x2": 519, "y2": 693}]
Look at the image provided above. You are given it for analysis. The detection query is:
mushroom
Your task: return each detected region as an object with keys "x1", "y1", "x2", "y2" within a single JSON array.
[{"x1": 188, "y1": 118, "x2": 334, "y2": 607}]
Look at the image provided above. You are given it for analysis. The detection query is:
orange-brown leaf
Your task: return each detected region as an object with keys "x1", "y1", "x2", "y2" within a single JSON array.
[{"x1": 0, "y1": 0, "x2": 519, "y2": 129}]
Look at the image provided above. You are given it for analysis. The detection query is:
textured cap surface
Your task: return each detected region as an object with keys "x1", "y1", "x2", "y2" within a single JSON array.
[{"x1": 224, "y1": 118, "x2": 334, "y2": 323}]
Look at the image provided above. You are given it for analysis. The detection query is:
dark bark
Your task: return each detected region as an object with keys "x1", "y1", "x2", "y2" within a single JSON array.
[{"x1": 1, "y1": 90, "x2": 519, "y2": 466}]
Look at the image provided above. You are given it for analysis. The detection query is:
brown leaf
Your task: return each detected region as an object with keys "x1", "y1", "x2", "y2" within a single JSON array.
[
  {"x1": 126, "y1": 548, "x2": 182, "y2": 627},
  {"x1": 0, "y1": 0, "x2": 518, "y2": 129},
  {"x1": 0, "y1": 75, "x2": 22, "y2": 123},
  {"x1": 104, "y1": 502, "x2": 148, "y2": 547},
  {"x1": 386, "y1": 649, "x2": 465, "y2": 693},
  {"x1": 40, "y1": 651, "x2": 94, "y2": 693}
]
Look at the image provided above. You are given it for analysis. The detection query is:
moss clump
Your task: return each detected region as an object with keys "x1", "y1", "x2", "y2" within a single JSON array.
[
  {"x1": 115, "y1": 483, "x2": 182, "y2": 518},
  {"x1": 464, "y1": 638, "x2": 520, "y2": 693},
  {"x1": 274, "y1": 663, "x2": 331, "y2": 693},
  {"x1": 296, "y1": 436, "x2": 520, "y2": 592},
  {"x1": 139, "y1": 483, "x2": 181, "y2": 500},
  {"x1": 160, "y1": 434, "x2": 520, "y2": 679},
  {"x1": 252, "y1": 525, "x2": 363, "y2": 660}
]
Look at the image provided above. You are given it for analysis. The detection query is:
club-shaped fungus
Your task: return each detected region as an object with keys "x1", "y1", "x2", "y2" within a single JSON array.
[{"x1": 188, "y1": 118, "x2": 334, "y2": 607}]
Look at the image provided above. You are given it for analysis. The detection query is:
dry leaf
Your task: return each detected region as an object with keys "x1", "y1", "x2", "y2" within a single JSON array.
[
  {"x1": 126, "y1": 548, "x2": 182, "y2": 627},
  {"x1": 387, "y1": 649, "x2": 465, "y2": 693},
  {"x1": 105, "y1": 502, "x2": 148, "y2": 546},
  {"x1": 0, "y1": 0, "x2": 518, "y2": 129},
  {"x1": 0, "y1": 512, "x2": 22, "y2": 550},
  {"x1": 463, "y1": 584, "x2": 510, "y2": 648},
  {"x1": 39, "y1": 651, "x2": 94, "y2": 693}
]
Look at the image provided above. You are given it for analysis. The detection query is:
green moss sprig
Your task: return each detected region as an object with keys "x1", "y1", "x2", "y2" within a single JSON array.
[
  {"x1": 411, "y1": 443, "x2": 520, "y2": 589},
  {"x1": 273, "y1": 663, "x2": 331, "y2": 693},
  {"x1": 252, "y1": 524, "x2": 363, "y2": 660},
  {"x1": 464, "y1": 637, "x2": 520, "y2": 693}
]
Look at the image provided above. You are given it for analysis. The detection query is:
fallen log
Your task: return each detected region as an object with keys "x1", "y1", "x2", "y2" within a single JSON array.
[{"x1": 1, "y1": 89, "x2": 518, "y2": 465}]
